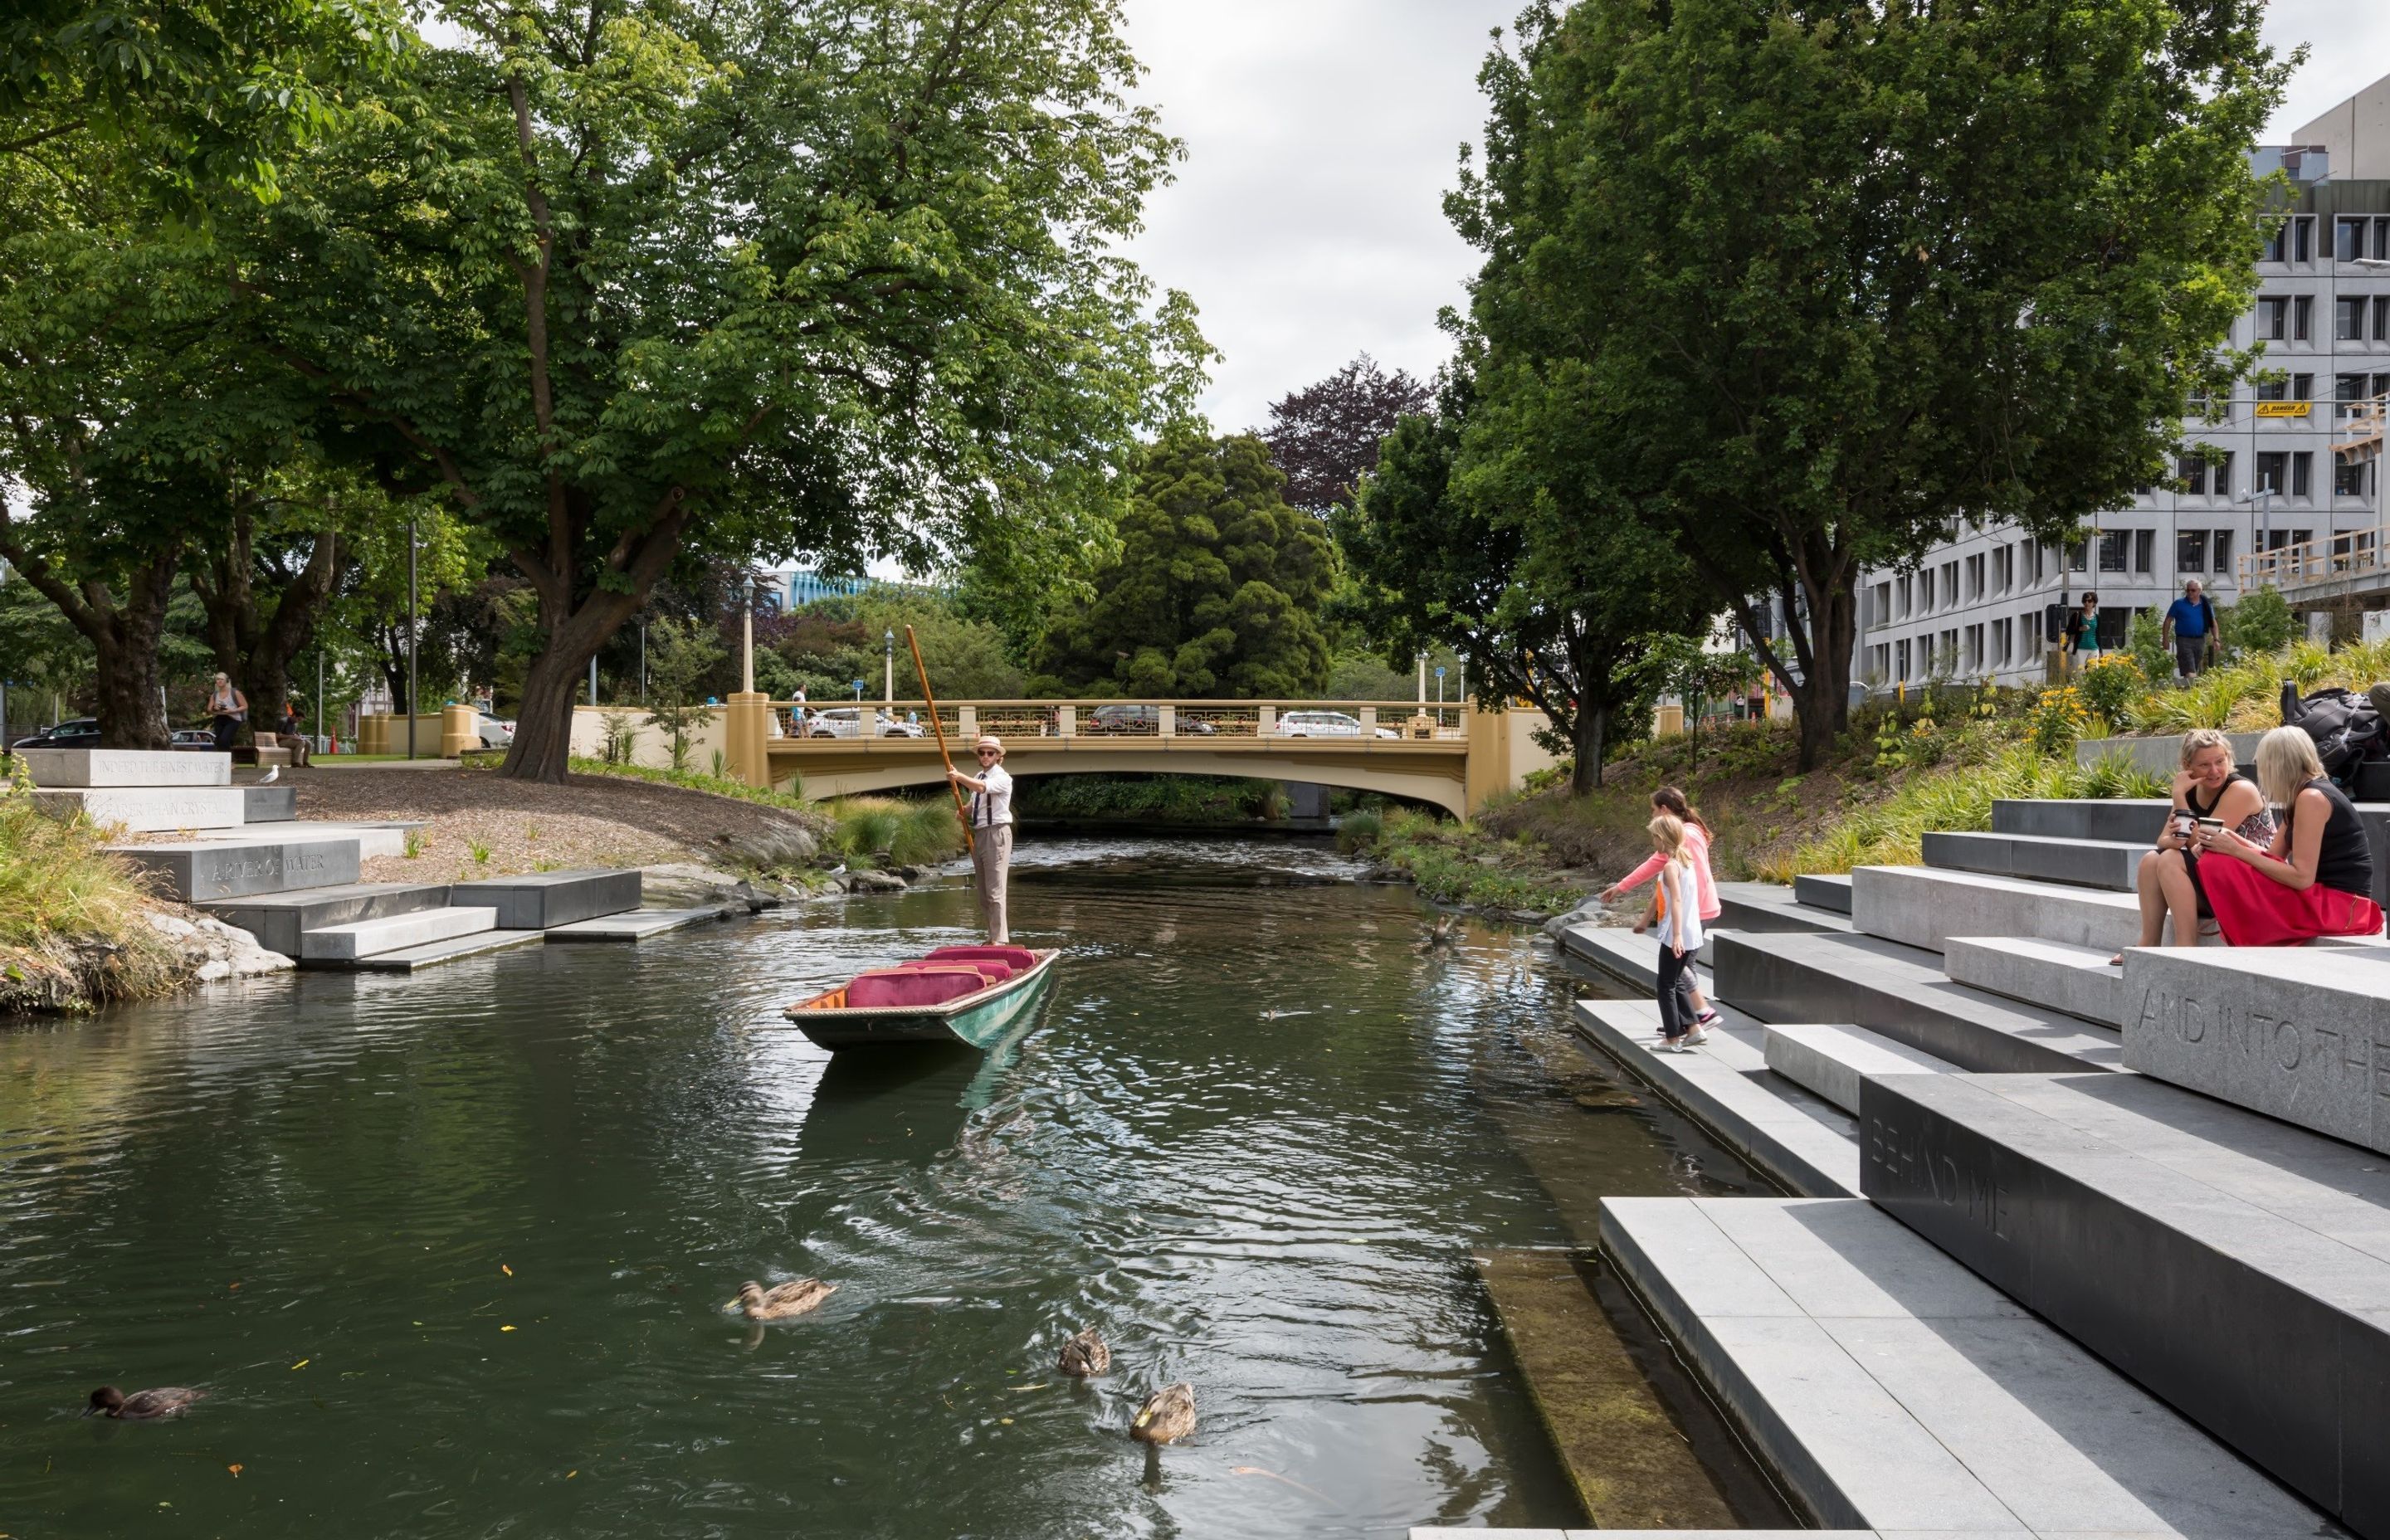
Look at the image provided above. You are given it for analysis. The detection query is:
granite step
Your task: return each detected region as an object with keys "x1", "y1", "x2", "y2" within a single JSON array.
[
  {"x1": 448, "y1": 869, "x2": 641, "y2": 930},
  {"x1": 1793, "y1": 872, "x2": 1852, "y2": 914},
  {"x1": 1714, "y1": 881, "x2": 1856, "y2": 934},
  {"x1": 1944, "y1": 935, "x2": 2123, "y2": 1027},
  {"x1": 1861, "y1": 1070, "x2": 2390, "y2": 1536},
  {"x1": 298, "y1": 905, "x2": 496, "y2": 962},
  {"x1": 1760, "y1": 1023, "x2": 1958, "y2": 1116},
  {"x1": 186, "y1": 819, "x2": 420, "y2": 860},
  {"x1": 241, "y1": 785, "x2": 297, "y2": 822},
  {"x1": 1850, "y1": 864, "x2": 2143, "y2": 954},
  {"x1": 1921, "y1": 829, "x2": 2145, "y2": 892},
  {"x1": 544, "y1": 904, "x2": 734, "y2": 942},
  {"x1": 202, "y1": 881, "x2": 453, "y2": 957},
  {"x1": 1599, "y1": 1196, "x2": 2337, "y2": 1539},
  {"x1": 2120, "y1": 946, "x2": 2390, "y2": 1156},
  {"x1": 36, "y1": 786, "x2": 248, "y2": 832},
  {"x1": 17, "y1": 747, "x2": 229, "y2": 787},
  {"x1": 338, "y1": 928, "x2": 546, "y2": 972},
  {"x1": 1709, "y1": 929, "x2": 2122, "y2": 1075},
  {"x1": 1573, "y1": 999, "x2": 1859, "y2": 1198},
  {"x1": 1556, "y1": 922, "x2": 1712, "y2": 992},
  {"x1": 1992, "y1": 796, "x2": 2171, "y2": 846},
  {"x1": 112, "y1": 835, "x2": 363, "y2": 900}
]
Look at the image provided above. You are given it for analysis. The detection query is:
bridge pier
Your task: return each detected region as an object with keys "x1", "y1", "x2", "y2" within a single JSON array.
[{"x1": 725, "y1": 693, "x2": 772, "y2": 788}]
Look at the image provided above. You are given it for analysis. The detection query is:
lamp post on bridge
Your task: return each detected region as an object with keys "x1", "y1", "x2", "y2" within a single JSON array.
[
  {"x1": 1416, "y1": 651, "x2": 1427, "y2": 704},
  {"x1": 884, "y1": 628, "x2": 895, "y2": 705}
]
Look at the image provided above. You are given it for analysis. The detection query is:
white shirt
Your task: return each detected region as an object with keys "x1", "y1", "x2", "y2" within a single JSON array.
[
  {"x1": 971, "y1": 764, "x2": 1013, "y2": 828},
  {"x1": 1657, "y1": 860, "x2": 1705, "y2": 952}
]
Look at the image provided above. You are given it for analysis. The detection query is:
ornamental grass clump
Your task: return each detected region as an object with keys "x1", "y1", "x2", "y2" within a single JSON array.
[{"x1": 0, "y1": 759, "x2": 183, "y2": 1011}]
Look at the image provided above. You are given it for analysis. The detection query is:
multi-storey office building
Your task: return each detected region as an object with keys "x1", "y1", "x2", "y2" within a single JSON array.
[{"x1": 1855, "y1": 74, "x2": 2390, "y2": 692}]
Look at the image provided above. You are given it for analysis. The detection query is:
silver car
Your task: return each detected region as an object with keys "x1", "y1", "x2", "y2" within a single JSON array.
[
  {"x1": 807, "y1": 707, "x2": 924, "y2": 738},
  {"x1": 1276, "y1": 709, "x2": 1397, "y2": 739}
]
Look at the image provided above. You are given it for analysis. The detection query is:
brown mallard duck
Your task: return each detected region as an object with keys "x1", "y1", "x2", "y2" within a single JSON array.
[
  {"x1": 1129, "y1": 1382, "x2": 1196, "y2": 1445},
  {"x1": 1422, "y1": 913, "x2": 1457, "y2": 950},
  {"x1": 1056, "y1": 1327, "x2": 1110, "y2": 1378},
  {"x1": 737, "y1": 1278, "x2": 836, "y2": 1321},
  {"x1": 86, "y1": 1386, "x2": 206, "y2": 1420}
]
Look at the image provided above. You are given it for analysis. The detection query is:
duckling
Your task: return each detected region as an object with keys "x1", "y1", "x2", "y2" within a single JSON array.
[
  {"x1": 86, "y1": 1386, "x2": 206, "y2": 1421},
  {"x1": 1056, "y1": 1327, "x2": 1110, "y2": 1378},
  {"x1": 1129, "y1": 1382, "x2": 1196, "y2": 1445},
  {"x1": 1422, "y1": 913, "x2": 1457, "y2": 949},
  {"x1": 737, "y1": 1278, "x2": 836, "y2": 1321}
]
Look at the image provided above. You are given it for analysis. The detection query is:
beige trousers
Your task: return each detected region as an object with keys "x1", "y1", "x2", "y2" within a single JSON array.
[{"x1": 972, "y1": 824, "x2": 1013, "y2": 943}]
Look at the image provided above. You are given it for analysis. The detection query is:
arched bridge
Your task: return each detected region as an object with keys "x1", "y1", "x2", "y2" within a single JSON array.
[{"x1": 724, "y1": 699, "x2": 1557, "y2": 818}]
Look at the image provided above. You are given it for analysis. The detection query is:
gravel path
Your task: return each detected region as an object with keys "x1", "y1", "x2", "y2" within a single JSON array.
[{"x1": 287, "y1": 767, "x2": 824, "y2": 884}]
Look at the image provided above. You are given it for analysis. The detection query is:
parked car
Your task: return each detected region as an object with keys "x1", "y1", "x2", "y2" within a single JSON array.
[
  {"x1": 477, "y1": 713, "x2": 516, "y2": 749},
  {"x1": 10, "y1": 717, "x2": 100, "y2": 750},
  {"x1": 807, "y1": 706, "x2": 924, "y2": 738},
  {"x1": 1275, "y1": 709, "x2": 1397, "y2": 739},
  {"x1": 1082, "y1": 703, "x2": 1216, "y2": 736},
  {"x1": 171, "y1": 728, "x2": 222, "y2": 751}
]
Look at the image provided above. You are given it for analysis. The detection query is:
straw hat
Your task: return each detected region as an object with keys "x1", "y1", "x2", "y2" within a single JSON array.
[{"x1": 974, "y1": 734, "x2": 1005, "y2": 760}]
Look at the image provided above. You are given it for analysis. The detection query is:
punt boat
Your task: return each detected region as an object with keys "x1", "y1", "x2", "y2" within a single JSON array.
[{"x1": 784, "y1": 944, "x2": 1059, "y2": 1050}]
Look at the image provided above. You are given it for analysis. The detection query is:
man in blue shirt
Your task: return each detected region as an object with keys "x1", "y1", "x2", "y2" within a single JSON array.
[{"x1": 2162, "y1": 579, "x2": 2218, "y2": 679}]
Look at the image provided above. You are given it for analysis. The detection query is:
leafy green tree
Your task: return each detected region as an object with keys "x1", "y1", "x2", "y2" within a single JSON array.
[
  {"x1": 1262, "y1": 353, "x2": 1432, "y2": 519},
  {"x1": 229, "y1": 0, "x2": 1203, "y2": 781},
  {"x1": 1032, "y1": 433, "x2": 1334, "y2": 697},
  {"x1": 1338, "y1": 367, "x2": 1711, "y2": 791},
  {"x1": 1454, "y1": 0, "x2": 2286, "y2": 768},
  {"x1": 2222, "y1": 586, "x2": 2297, "y2": 658},
  {"x1": 641, "y1": 616, "x2": 723, "y2": 772}
]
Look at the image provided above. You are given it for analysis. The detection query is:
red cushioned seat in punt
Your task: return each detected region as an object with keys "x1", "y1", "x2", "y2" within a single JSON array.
[
  {"x1": 895, "y1": 958, "x2": 1013, "y2": 982},
  {"x1": 846, "y1": 967, "x2": 993, "y2": 1008},
  {"x1": 924, "y1": 945, "x2": 1037, "y2": 972}
]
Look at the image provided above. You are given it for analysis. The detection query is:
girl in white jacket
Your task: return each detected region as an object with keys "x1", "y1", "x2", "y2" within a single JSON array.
[{"x1": 1649, "y1": 814, "x2": 1709, "y2": 1051}]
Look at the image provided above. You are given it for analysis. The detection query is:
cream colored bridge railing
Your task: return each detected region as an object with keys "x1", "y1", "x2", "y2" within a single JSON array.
[{"x1": 715, "y1": 698, "x2": 1556, "y2": 819}]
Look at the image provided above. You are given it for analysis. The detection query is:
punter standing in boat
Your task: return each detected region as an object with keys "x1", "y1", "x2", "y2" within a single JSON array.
[{"x1": 948, "y1": 735, "x2": 1015, "y2": 943}]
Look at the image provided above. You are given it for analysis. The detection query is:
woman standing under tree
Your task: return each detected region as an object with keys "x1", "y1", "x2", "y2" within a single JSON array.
[{"x1": 205, "y1": 673, "x2": 247, "y2": 752}]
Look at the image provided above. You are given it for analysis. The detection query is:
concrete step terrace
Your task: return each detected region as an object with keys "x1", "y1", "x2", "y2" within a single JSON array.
[
  {"x1": 1850, "y1": 864, "x2": 2142, "y2": 954},
  {"x1": 544, "y1": 905, "x2": 735, "y2": 942},
  {"x1": 1713, "y1": 881, "x2": 1856, "y2": 934},
  {"x1": 1861, "y1": 1070, "x2": 2390, "y2": 1536},
  {"x1": 449, "y1": 869, "x2": 641, "y2": 929},
  {"x1": 1599, "y1": 1196, "x2": 2336, "y2": 1539},
  {"x1": 203, "y1": 881, "x2": 453, "y2": 957},
  {"x1": 1710, "y1": 929, "x2": 2122, "y2": 1075},
  {"x1": 1992, "y1": 797, "x2": 2171, "y2": 846},
  {"x1": 341, "y1": 928, "x2": 546, "y2": 972},
  {"x1": 298, "y1": 905, "x2": 497, "y2": 962},
  {"x1": 1944, "y1": 935, "x2": 2123, "y2": 1027},
  {"x1": 112, "y1": 835, "x2": 363, "y2": 901},
  {"x1": 1921, "y1": 829, "x2": 2145, "y2": 892},
  {"x1": 1793, "y1": 873, "x2": 1852, "y2": 914},
  {"x1": 1759, "y1": 1023, "x2": 1958, "y2": 1117}
]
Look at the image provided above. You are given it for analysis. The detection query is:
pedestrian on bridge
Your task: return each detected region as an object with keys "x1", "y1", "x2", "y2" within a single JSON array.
[{"x1": 948, "y1": 734, "x2": 1015, "y2": 944}]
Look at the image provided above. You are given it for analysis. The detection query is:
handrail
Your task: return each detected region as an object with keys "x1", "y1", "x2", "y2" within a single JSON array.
[{"x1": 2240, "y1": 523, "x2": 2390, "y2": 592}]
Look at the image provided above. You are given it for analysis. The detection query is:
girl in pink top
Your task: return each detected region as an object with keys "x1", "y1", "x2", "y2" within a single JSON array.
[{"x1": 1604, "y1": 787, "x2": 1721, "y2": 1028}]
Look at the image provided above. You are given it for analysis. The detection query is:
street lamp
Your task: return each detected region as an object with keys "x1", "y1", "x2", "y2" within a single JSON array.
[
  {"x1": 1415, "y1": 651, "x2": 1427, "y2": 704},
  {"x1": 2233, "y1": 487, "x2": 2277, "y2": 587},
  {"x1": 406, "y1": 516, "x2": 418, "y2": 760},
  {"x1": 884, "y1": 628, "x2": 895, "y2": 704},
  {"x1": 1434, "y1": 665, "x2": 1446, "y2": 708},
  {"x1": 742, "y1": 576, "x2": 757, "y2": 695}
]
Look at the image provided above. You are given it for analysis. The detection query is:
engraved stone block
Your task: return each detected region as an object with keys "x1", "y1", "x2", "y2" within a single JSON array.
[
  {"x1": 446, "y1": 869, "x2": 641, "y2": 929},
  {"x1": 34, "y1": 787, "x2": 247, "y2": 832},
  {"x1": 2121, "y1": 947, "x2": 2390, "y2": 1155},
  {"x1": 114, "y1": 837, "x2": 361, "y2": 901},
  {"x1": 17, "y1": 748, "x2": 231, "y2": 787}
]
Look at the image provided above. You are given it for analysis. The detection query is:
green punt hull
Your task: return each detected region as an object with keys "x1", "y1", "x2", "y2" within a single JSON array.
[{"x1": 786, "y1": 951, "x2": 1059, "y2": 1050}]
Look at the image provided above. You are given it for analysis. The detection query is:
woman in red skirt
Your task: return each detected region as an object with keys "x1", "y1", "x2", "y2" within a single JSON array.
[{"x1": 2195, "y1": 727, "x2": 2384, "y2": 946}]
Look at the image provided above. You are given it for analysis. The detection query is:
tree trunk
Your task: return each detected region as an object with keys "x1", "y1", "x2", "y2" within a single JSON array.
[
  {"x1": 192, "y1": 519, "x2": 343, "y2": 736},
  {"x1": 1571, "y1": 700, "x2": 1607, "y2": 794},
  {"x1": 91, "y1": 626, "x2": 171, "y2": 750},
  {"x1": 504, "y1": 646, "x2": 587, "y2": 781},
  {"x1": 0, "y1": 542, "x2": 179, "y2": 749},
  {"x1": 1788, "y1": 587, "x2": 1857, "y2": 772}
]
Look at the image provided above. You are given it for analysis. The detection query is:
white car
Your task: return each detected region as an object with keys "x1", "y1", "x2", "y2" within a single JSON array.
[
  {"x1": 477, "y1": 713, "x2": 515, "y2": 748},
  {"x1": 1276, "y1": 709, "x2": 1398, "y2": 739},
  {"x1": 807, "y1": 707, "x2": 924, "y2": 738}
]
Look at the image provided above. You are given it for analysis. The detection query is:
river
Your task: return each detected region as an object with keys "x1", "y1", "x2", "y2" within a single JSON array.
[{"x1": 0, "y1": 836, "x2": 1774, "y2": 1538}]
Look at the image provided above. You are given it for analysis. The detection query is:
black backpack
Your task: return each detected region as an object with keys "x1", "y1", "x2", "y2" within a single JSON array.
[{"x1": 2281, "y1": 682, "x2": 2388, "y2": 788}]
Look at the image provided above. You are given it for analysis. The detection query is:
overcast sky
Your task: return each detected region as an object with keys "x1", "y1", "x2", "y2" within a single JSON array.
[{"x1": 1119, "y1": 0, "x2": 2390, "y2": 436}]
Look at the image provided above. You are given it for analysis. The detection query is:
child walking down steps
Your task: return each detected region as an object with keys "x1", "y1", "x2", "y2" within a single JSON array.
[{"x1": 1648, "y1": 814, "x2": 1709, "y2": 1052}]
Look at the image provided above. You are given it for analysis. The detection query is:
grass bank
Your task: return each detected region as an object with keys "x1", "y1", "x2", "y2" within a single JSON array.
[
  {"x1": 0, "y1": 763, "x2": 184, "y2": 1013},
  {"x1": 1341, "y1": 807, "x2": 1587, "y2": 917}
]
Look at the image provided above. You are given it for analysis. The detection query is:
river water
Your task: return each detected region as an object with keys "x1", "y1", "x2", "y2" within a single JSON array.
[{"x1": 0, "y1": 836, "x2": 1773, "y2": 1538}]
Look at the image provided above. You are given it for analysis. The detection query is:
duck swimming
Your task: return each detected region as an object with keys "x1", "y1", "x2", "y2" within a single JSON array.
[
  {"x1": 86, "y1": 1386, "x2": 206, "y2": 1420},
  {"x1": 1056, "y1": 1327, "x2": 1110, "y2": 1377},
  {"x1": 736, "y1": 1279, "x2": 836, "y2": 1321},
  {"x1": 1129, "y1": 1382, "x2": 1196, "y2": 1445}
]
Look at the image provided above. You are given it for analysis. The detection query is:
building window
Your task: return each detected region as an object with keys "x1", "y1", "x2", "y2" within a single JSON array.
[
  {"x1": 2339, "y1": 217, "x2": 2369, "y2": 262},
  {"x1": 2212, "y1": 451, "x2": 2234, "y2": 496},
  {"x1": 2295, "y1": 297, "x2": 2314, "y2": 341},
  {"x1": 2178, "y1": 529, "x2": 2208, "y2": 573},
  {"x1": 2263, "y1": 221, "x2": 2286, "y2": 263},
  {"x1": 2292, "y1": 451, "x2": 2313, "y2": 497},
  {"x1": 2295, "y1": 215, "x2": 2315, "y2": 262},
  {"x1": 2178, "y1": 453, "x2": 2210, "y2": 495},
  {"x1": 1940, "y1": 561, "x2": 1957, "y2": 608},
  {"x1": 2256, "y1": 376, "x2": 2287, "y2": 402},
  {"x1": 2256, "y1": 297, "x2": 2288, "y2": 340},
  {"x1": 2293, "y1": 372, "x2": 2314, "y2": 401},
  {"x1": 2378, "y1": 216, "x2": 2390, "y2": 261},
  {"x1": 2376, "y1": 296, "x2": 2390, "y2": 340},
  {"x1": 2339, "y1": 295, "x2": 2367, "y2": 340},
  {"x1": 2134, "y1": 528, "x2": 2155, "y2": 573},
  {"x1": 2068, "y1": 539, "x2": 2089, "y2": 573},
  {"x1": 1895, "y1": 639, "x2": 1910, "y2": 681},
  {"x1": 2213, "y1": 529, "x2": 2234, "y2": 576},
  {"x1": 2256, "y1": 451, "x2": 2289, "y2": 494},
  {"x1": 2338, "y1": 458, "x2": 2372, "y2": 498},
  {"x1": 2098, "y1": 530, "x2": 2128, "y2": 572},
  {"x1": 1897, "y1": 573, "x2": 1913, "y2": 617},
  {"x1": 1965, "y1": 553, "x2": 1984, "y2": 602}
]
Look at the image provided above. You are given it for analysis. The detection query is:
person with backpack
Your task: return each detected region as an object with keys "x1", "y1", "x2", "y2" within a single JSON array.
[
  {"x1": 2162, "y1": 579, "x2": 2219, "y2": 680},
  {"x1": 2063, "y1": 592, "x2": 2102, "y2": 674}
]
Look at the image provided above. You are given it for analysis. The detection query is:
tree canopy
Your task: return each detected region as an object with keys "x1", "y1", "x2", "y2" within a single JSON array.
[
  {"x1": 1454, "y1": 0, "x2": 2286, "y2": 766},
  {"x1": 222, "y1": 0, "x2": 1203, "y2": 778},
  {"x1": 1032, "y1": 433, "x2": 1334, "y2": 698},
  {"x1": 1261, "y1": 353, "x2": 1432, "y2": 519}
]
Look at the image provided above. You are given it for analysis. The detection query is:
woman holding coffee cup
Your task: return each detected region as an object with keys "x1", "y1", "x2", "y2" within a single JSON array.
[{"x1": 2109, "y1": 728, "x2": 2273, "y2": 964}]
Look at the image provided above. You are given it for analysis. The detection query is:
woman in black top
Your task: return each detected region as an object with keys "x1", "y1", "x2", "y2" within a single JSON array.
[{"x1": 2196, "y1": 727, "x2": 2384, "y2": 945}]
